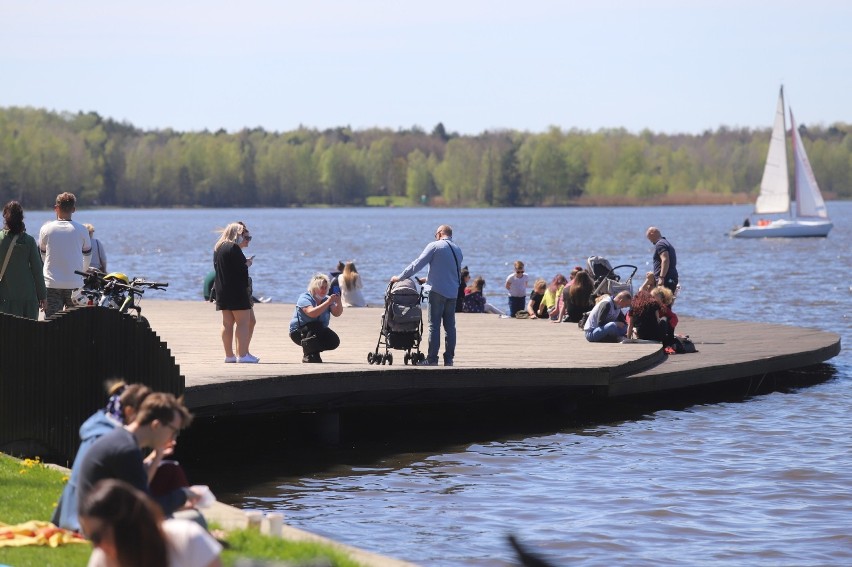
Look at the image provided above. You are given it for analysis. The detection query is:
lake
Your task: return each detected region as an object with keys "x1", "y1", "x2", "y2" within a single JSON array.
[{"x1": 25, "y1": 203, "x2": 852, "y2": 565}]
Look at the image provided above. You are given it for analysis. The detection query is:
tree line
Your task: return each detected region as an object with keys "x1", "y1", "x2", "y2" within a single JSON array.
[{"x1": 1, "y1": 106, "x2": 849, "y2": 209}]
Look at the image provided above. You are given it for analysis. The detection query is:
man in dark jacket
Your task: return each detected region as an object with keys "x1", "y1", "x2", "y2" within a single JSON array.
[
  {"x1": 76, "y1": 392, "x2": 200, "y2": 518},
  {"x1": 646, "y1": 226, "x2": 678, "y2": 293}
]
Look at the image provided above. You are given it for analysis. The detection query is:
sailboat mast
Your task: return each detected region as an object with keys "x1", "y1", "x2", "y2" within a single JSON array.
[
  {"x1": 789, "y1": 107, "x2": 798, "y2": 220},
  {"x1": 781, "y1": 86, "x2": 792, "y2": 219}
]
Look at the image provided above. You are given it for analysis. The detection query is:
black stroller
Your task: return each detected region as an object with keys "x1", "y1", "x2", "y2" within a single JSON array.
[
  {"x1": 586, "y1": 256, "x2": 637, "y2": 298},
  {"x1": 367, "y1": 278, "x2": 426, "y2": 365}
]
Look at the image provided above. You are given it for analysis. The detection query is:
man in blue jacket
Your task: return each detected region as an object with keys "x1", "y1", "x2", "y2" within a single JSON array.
[{"x1": 392, "y1": 225, "x2": 463, "y2": 366}]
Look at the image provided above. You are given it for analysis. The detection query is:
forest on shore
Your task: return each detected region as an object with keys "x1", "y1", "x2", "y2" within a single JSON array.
[{"x1": 1, "y1": 106, "x2": 850, "y2": 209}]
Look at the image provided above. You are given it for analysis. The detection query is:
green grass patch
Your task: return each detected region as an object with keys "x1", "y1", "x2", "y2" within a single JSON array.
[
  {"x1": 0, "y1": 454, "x2": 365, "y2": 567},
  {"x1": 0, "y1": 453, "x2": 92, "y2": 566},
  {"x1": 365, "y1": 195, "x2": 413, "y2": 207},
  {"x1": 221, "y1": 528, "x2": 363, "y2": 566}
]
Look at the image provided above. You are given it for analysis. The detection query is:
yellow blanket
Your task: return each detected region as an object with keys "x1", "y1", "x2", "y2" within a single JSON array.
[{"x1": 0, "y1": 520, "x2": 89, "y2": 548}]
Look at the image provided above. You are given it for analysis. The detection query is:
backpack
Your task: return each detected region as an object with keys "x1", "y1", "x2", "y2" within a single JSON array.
[
  {"x1": 578, "y1": 299, "x2": 611, "y2": 329},
  {"x1": 673, "y1": 335, "x2": 697, "y2": 353}
]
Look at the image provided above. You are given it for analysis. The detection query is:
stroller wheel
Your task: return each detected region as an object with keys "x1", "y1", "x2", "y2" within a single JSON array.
[
  {"x1": 367, "y1": 352, "x2": 374, "y2": 364},
  {"x1": 404, "y1": 353, "x2": 410, "y2": 365},
  {"x1": 387, "y1": 353, "x2": 393, "y2": 366},
  {"x1": 417, "y1": 353, "x2": 425, "y2": 363}
]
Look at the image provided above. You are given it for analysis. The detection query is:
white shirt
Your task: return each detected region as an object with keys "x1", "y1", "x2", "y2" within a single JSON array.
[
  {"x1": 340, "y1": 273, "x2": 367, "y2": 307},
  {"x1": 87, "y1": 518, "x2": 222, "y2": 567},
  {"x1": 505, "y1": 273, "x2": 529, "y2": 297},
  {"x1": 38, "y1": 219, "x2": 92, "y2": 289}
]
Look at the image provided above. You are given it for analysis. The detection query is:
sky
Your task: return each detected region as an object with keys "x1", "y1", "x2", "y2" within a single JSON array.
[{"x1": 2, "y1": 1, "x2": 850, "y2": 136}]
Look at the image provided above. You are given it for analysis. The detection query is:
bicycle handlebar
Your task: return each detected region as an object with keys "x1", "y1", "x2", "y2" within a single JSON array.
[{"x1": 75, "y1": 271, "x2": 168, "y2": 292}]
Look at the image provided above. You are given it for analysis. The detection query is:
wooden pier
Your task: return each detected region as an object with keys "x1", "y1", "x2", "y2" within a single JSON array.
[{"x1": 139, "y1": 300, "x2": 841, "y2": 416}]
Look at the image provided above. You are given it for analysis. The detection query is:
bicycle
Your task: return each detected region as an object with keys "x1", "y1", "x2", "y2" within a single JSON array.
[{"x1": 74, "y1": 269, "x2": 168, "y2": 326}]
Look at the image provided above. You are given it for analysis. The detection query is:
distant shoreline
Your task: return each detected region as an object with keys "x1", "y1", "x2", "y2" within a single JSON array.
[{"x1": 24, "y1": 193, "x2": 768, "y2": 212}]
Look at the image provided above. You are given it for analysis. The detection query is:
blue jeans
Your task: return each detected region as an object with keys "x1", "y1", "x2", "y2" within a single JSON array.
[
  {"x1": 427, "y1": 291, "x2": 457, "y2": 364},
  {"x1": 585, "y1": 322, "x2": 626, "y2": 342},
  {"x1": 508, "y1": 296, "x2": 525, "y2": 316}
]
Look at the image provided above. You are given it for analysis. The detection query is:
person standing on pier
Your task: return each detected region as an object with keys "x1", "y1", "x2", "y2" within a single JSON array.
[
  {"x1": 0, "y1": 201, "x2": 47, "y2": 319},
  {"x1": 505, "y1": 260, "x2": 529, "y2": 317},
  {"x1": 213, "y1": 222, "x2": 258, "y2": 363},
  {"x1": 83, "y1": 223, "x2": 108, "y2": 273},
  {"x1": 391, "y1": 224, "x2": 463, "y2": 366},
  {"x1": 38, "y1": 192, "x2": 92, "y2": 318},
  {"x1": 645, "y1": 226, "x2": 678, "y2": 294}
]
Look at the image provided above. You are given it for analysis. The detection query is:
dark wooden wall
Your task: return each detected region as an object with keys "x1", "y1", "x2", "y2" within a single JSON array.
[{"x1": 0, "y1": 307, "x2": 183, "y2": 464}]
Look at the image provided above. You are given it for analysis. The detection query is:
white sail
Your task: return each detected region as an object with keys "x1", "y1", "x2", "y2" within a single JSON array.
[
  {"x1": 753, "y1": 88, "x2": 790, "y2": 215},
  {"x1": 790, "y1": 111, "x2": 829, "y2": 219}
]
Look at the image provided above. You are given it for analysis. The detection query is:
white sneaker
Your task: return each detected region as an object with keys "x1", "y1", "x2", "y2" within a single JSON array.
[
  {"x1": 224, "y1": 356, "x2": 237, "y2": 363},
  {"x1": 237, "y1": 353, "x2": 260, "y2": 363}
]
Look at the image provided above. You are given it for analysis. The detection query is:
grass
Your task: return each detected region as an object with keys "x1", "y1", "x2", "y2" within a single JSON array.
[
  {"x1": 365, "y1": 195, "x2": 414, "y2": 207},
  {"x1": 0, "y1": 454, "x2": 91, "y2": 567},
  {"x1": 0, "y1": 453, "x2": 364, "y2": 567}
]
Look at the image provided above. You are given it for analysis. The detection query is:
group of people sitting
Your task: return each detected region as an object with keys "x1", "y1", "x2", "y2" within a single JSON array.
[
  {"x1": 462, "y1": 261, "x2": 679, "y2": 347},
  {"x1": 528, "y1": 268, "x2": 679, "y2": 346}
]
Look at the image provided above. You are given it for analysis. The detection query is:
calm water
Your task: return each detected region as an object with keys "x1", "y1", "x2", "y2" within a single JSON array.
[{"x1": 27, "y1": 203, "x2": 852, "y2": 565}]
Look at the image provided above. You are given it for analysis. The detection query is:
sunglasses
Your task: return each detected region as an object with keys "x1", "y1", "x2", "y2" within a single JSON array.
[
  {"x1": 243, "y1": 235, "x2": 252, "y2": 242},
  {"x1": 163, "y1": 423, "x2": 180, "y2": 439}
]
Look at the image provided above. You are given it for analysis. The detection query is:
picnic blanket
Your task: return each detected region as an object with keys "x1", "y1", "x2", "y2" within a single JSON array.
[{"x1": 0, "y1": 520, "x2": 88, "y2": 548}]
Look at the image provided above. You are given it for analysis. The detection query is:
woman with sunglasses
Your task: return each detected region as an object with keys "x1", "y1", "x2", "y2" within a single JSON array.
[
  {"x1": 213, "y1": 222, "x2": 258, "y2": 363},
  {"x1": 79, "y1": 478, "x2": 222, "y2": 567}
]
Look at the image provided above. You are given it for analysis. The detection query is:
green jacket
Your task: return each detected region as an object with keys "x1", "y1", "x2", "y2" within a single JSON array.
[{"x1": 0, "y1": 230, "x2": 47, "y2": 319}]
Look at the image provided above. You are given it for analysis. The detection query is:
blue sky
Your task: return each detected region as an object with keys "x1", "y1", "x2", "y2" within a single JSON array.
[{"x1": 2, "y1": 1, "x2": 850, "y2": 135}]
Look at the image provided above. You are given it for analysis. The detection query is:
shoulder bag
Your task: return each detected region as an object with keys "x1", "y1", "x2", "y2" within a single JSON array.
[{"x1": 0, "y1": 234, "x2": 19, "y2": 282}]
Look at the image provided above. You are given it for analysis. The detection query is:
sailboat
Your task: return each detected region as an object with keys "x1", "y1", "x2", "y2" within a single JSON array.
[{"x1": 731, "y1": 87, "x2": 832, "y2": 238}]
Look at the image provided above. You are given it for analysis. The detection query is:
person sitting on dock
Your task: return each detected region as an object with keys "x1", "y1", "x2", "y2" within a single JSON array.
[
  {"x1": 541, "y1": 274, "x2": 567, "y2": 320},
  {"x1": 625, "y1": 289, "x2": 669, "y2": 344},
  {"x1": 527, "y1": 278, "x2": 547, "y2": 319},
  {"x1": 456, "y1": 266, "x2": 470, "y2": 313},
  {"x1": 583, "y1": 291, "x2": 632, "y2": 342},
  {"x1": 462, "y1": 276, "x2": 505, "y2": 315},
  {"x1": 651, "y1": 285, "x2": 678, "y2": 344},
  {"x1": 289, "y1": 273, "x2": 344, "y2": 363},
  {"x1": 558, "y1": 270, "x2": 594, "y2": 323}
]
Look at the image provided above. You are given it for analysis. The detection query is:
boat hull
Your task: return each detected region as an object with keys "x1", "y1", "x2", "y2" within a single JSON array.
[{"x1": 730, "y1": 218, "x2": 833, "y2": 238}]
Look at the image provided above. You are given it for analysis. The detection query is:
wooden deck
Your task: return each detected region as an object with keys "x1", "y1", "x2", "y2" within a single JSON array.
[{"x1": 139, "y1": 300, "x2": 841, "y2": 415}]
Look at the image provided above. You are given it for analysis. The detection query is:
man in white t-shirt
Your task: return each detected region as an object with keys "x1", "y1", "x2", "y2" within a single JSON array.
[{"x1": 38, "y1": 192, "x2": 91, "y2": 318}]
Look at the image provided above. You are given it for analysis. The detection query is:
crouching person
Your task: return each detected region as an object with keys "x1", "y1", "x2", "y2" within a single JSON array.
[
  {"x1": 583, "y1": 291, "x2": 632, "y2": 343},
  {"x1": 289, "y1": 273, "x2": 344, "y2": 363}
]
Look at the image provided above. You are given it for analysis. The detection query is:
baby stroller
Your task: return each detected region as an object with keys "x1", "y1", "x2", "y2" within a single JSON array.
[
  {"x1": 367, "y1": 278, "x2": 426, "y2": 365},
  {"x1": 586, "y1": 256, "x2": 637, "y2": 298}
]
